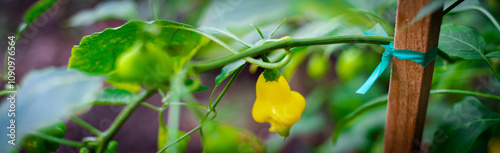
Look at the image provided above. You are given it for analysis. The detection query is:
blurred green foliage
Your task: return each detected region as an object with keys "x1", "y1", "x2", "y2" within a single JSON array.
[{"x1": 4, "y1": 0, "x2": 500, "y2": 152}]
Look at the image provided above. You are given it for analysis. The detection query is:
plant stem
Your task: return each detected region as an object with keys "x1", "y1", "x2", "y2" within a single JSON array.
[
  {"x1": 158, "y1": 102, "x2": 168, "y2": 152},
  {"x1": 96, "y1": 90, "x2": 155, "y2": 153},
  {"x1": 443, "y1": 0, "x2": 464, "y2": 15},
  {"x1": 0, "y1": 90, "x2": 10, "y2": 96},
  {"x1": 31, "y1": 132, "x2": 84, "y2": 147},
  {"x1": 158, "y1": 124, "x2": 203, "y2": 153},
  {"x1": 211, "y1": 64, "x2": 244, "y2": 109},
  {"x1": 158, "y1": 89, "x2": 166, "y2": 98},
  {"x1": 261, "y1": 53, "x2": 271, "y2": 63},
  {"x1": 334, "y1": 89, "x2": 500, "y2": 142},
  {"x1": 481, "y1": 53, "x2": 500, "y2": 84},
  {"x1": 69, "y1": 115, "x2": 102, "y2": 136},
  {"x1": 158, "y1": 64, "x2": 244, "y2": 153},
  {"x1": 167, "y1": 102, "x2": 210, "y2": 110},
  {"x1": 192, "y1": 35, "x2": 394, "y2": 72},
  {"x1": 141, "y1": 102, "x2": 160, "y2": 112},
  {"x1": 430, "y1": 89, "x2": 500, "y2": 101},
  {"x1": 167, "y1": 98, "x2": 181, "y2": 153}
]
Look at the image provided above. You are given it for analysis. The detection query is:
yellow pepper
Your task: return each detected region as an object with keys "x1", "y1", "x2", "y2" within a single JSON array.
[{"x1": 252, "y1": 72, "x2": 306, "y2": 138}]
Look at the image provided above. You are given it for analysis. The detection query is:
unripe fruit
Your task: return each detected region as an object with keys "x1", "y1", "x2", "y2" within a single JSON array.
[
  {"x1": 336, "y1": 47, "x2": 364, "y2": 81},
  {"x1": 203, "y1": 122, "x2": 265, "y2": 153},
  {"x1": 22, "y1": 121, "x2": 66, "y2": 153},
  {"x1": 114, "y1": 42, "x2": 173, "y2": 88},
  {"x1": 307, "y1": 52, "x2": 330, "y2": 79}
]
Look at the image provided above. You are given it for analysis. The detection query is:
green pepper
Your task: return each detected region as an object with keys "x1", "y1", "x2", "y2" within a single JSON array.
[
  {"x1": 113, "y1": 41, "x2": 174, "y2": 88},
  {"x1": 79, "y1": 147, "x2": 90, "y2": 153},
  {"x1": 105, "y1": 141, "x2": 118, "y2": 153},
  {"x1": 21, "y1": 121, "x2": 66, "y2": 153},
  {"x1": 336, "y1": 47, "x2": 365, "y2": 81},
  {"x1": 307, "y1": 51, "x2": 330, "y2": 80},
  {"x1": 79, "y1": 141, "x2": 117, "y2": 153}
]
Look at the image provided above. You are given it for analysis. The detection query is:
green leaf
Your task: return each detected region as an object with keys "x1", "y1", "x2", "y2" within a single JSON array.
[
  {"x1": 193, "y1": 85, "x2": 210, "y2": 92},
  {"x1": 445, "y1": 0, "x2": 500, "y2": 33},
  {"x1": 486, "y1": 51, "x2": 500, "y2": 58},
  {"x1": 68, "y1": 20, "x2": 206, "y2": 75},
  {"x1": 0, "y1": 68, "x2": 103, "y2": 152},
  {"x1": 330, "y1": 108, "x2": 386, "y2": 152},
  {"x1": 106, "y1": 80, "x2": 142, "y2": 93},
  {"x1": 252, "y1": 23, "x2": 265, "y2": 39},
  {"x1": 185, "y1": 79, "x2": 210, "y2": 93},
  {"x1": 411, "y1": 0, "x2": 443, "y2": 24},
  {"x1": 91, "y1": 88, "x2": 137, "y2": 105},
  {"x1": 445, "y1": 0, "x2": 478, "y2": 12},
  {"x1": 332, "y1": 94, "x2": 388, "y2": 143},
  {"x1": 268, "y1": 18, "x2": 286, "y2": 38},
  {"x1": 198, "y1": 27, "x2": 252, "y2": 47},
  {"x1": 438, "y1": 24, "x2": 486, "y2": 60},
  {"x1": 68, "y1": 1, "x2": 138, "y2": 27},
  {"x1": 215, "y1": 59, "x2": 246, "y2": 86},
  {"x1": 429, "y1": 97, "x2": 500, "y2": 153},
  {"x1": 20, "y1": 0, "x2": 58, "y2": 31},
  {"x1": 439, "y1": 24, "x2": 500, "y2": 83}
]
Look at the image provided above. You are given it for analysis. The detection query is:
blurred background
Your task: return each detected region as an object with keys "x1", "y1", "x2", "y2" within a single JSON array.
[{"x1": 1, "y1": 0, "x2": 500, "y2": 152}]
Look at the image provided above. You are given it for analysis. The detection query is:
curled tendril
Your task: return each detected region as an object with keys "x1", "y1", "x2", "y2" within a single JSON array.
[
  {"x1": 243, "y1": 48, "x2": 291, "y2": 69},
  {"x1": 209, "y1": 110, "x2": 218, "y2": 120}
]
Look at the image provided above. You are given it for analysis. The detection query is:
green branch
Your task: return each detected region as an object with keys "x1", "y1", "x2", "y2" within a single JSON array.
[
  {"x1": 430, "y1": 89, "x2": 500, "y2": 101},
  {"x1": 192, "y1": 35, "x2": 394, "y2": 72},
  {"x1": 166, "y1": 102, "x2": 210, "y2": 110},
  {"x1": 157, "y1": 64, "x2": 244, "y2": 153},
  {"x1": 158, "y1": 124, "x2": 203, "y2": 153},
  {"x1": 211, "y1": 64, "x2": 245, "y2": 109},
  {"x1": 443, "y1": 0, "x2": 464, "y2": 15},
  {"x1": 0, "y1": 90, "x2": 10, "y2": 96},
  {"x1": 69, "y1": 115, "x2": 102, "y2": 136},
  {"x1": 96, "y1": 90, "x2": 155, "y2": 153},
  {"x1": 31, "y1": 132, "x2": 84, "y2": 148},
  {"x1": 141, "y1": 102, "x2": 160, "y2": 112}
]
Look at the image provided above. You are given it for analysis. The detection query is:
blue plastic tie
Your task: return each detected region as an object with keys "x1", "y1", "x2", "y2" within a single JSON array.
[{"x1": 356, "y1": 24, "x2": 437, "y2": 94}]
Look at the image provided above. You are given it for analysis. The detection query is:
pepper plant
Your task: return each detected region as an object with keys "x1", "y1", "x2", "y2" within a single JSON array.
[{"x1": 1, "y1": 0, "x2": 500, "y2": 153}]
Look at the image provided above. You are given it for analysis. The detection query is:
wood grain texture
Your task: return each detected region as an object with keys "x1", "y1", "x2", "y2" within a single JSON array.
[{"x1": 384, "y1": 0, "x2": 442, "y2": 153}]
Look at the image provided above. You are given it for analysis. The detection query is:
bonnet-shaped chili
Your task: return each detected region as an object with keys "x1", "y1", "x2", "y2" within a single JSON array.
[{"x1": 252, "y1": 70, "x2": 305, "y2": 138}]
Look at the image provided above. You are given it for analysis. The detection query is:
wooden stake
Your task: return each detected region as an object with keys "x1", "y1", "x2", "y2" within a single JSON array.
[{"x1": 384, "y1": 0, "x2": 442, "y2": 152}]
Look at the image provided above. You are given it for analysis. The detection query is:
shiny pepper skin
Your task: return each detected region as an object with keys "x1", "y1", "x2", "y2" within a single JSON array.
[{"x1": 252, "y1": 73, "x2": 306, "y2": 137}]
